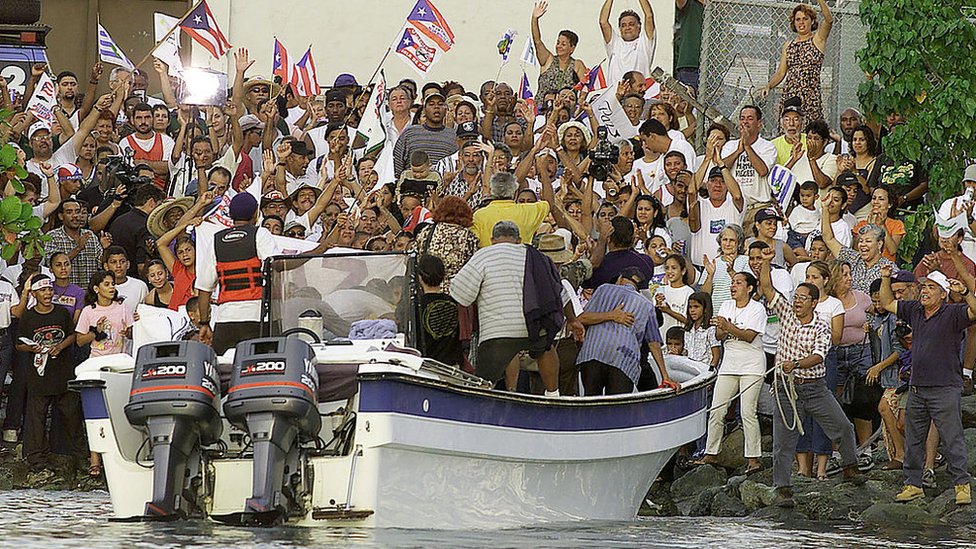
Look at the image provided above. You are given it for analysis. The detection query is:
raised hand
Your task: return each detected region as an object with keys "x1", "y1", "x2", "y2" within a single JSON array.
[
  {"x1": 31, "y1": 63, "x2": 48, "y2": 78},
  {"x1": 948, "y1": 278, "x2": 969, "y2": 295},
  {"x1": 275, "y1": 141, "x2": 292, "y2": 162},
  {"x1": 153, "y1": 58, "x2": 168, "y2": 75},
  {"x1": 879, "y1": 263, "x2": 893, "y2": 278},
  {"x1": 234, "y1": 48, "x2": 253, "y2": 75},
  {"x1": 760, "y1": 247, "x2": 775, "y2": 263},
  {"x1": 532, "y1": 1, "x2": 548, "y2": 19},
  {"x1": 90, "y1": 62, "x2": 103, "y2": 82},
  {"x1": 262, "y1": 149, "x2": 276, "y2": 173},
  {"x1": 703, "y1": 254, "x2": 716, "y2": 276}
]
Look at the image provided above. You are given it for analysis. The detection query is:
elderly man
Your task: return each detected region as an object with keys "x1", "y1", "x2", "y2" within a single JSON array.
[
  {"x1": 688, "y1": 166, "x2": 744, "y2": 268},
  {"x1": 450, "y1": 221, "x2": 583, "y2": 396},
  {"x1": 577, "y1": 266, "x2": 677, "y2": 395},
  {"x1": 720, "y1": 105, "x2": 778, "y2": 227},
  {"x1": 471, "y1": 173, "x2": 549, "y2": 248},
  {"x1": 880, "y1": 265, "x2": 975, "y2": 506},
  {"x1": 600, "y1": 0, "x2": 656, "y2": 85},
  {"x1": 757, "y1": 248, "x2": 866, "y2": 508}
]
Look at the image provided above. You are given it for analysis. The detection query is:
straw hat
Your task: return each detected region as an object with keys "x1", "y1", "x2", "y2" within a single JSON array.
[
  {"x1": 243, "y1": 75, "x2": 282, "y2": 98},
  {"x1": 147, "y1": 197, "x2": 195, "y2": 238},
  {"x1": 537, "y1": 233, "x2": 574, "y2": 264}
]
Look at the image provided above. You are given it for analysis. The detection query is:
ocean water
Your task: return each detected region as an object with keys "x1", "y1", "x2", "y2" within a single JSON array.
[{"x1": 2, "y1": 490, "x2": 975, "y2": 548}]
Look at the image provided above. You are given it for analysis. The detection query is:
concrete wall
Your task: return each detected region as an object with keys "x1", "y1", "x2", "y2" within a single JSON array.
[{"x1": 200, "y1": 0, "x2": 676, "y2": 91}]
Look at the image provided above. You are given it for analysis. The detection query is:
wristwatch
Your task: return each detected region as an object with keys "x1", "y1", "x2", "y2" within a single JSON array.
[{"x1": 792, "y1": 360, "x2": 800, "y2": 370}]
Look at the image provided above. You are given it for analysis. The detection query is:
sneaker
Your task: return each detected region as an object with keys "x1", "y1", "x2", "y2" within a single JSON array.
[
  {"x1": 824, "y1": 456, "x2": 843, "y2": 477},
  {"x1": 922, "y1": 468, "x2": 937, "y2": 489},
  {"x1": 857, "y1": 452, "x2": 875, "y2": 472},
  {"x1": 1, "y1": 429, "x2": 16, "y2": 443},
  {"x1": 956, "y1": 484, "x2": 972, "y2": 505},
  {"x1": 895, "y1": 485, "x2": 925, "y2": 503},
  {"x1": 772, "y1": 487, "x2": 795, "y2": 508}
]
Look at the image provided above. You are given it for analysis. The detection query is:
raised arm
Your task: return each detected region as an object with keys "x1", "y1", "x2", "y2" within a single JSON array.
[
  {"x1": 77, "y1": 62, "x2": 102, "y2": 120},
  {"x1": 878, "y1": 263, "x2": 898, "y2": 314},
  {"x1": 815, "y1": 0, "x2": 833, "y2": 47},
  {"x1": 819, "y1": 199, "x2": 843, "y2": 258},
  {"x1": 638, "y1": 0, "x2": 656, "y2": 40},
  {"x1": 599, "y1": 0, "x2": 615, "y2": 44},
  {"x1": 153, "y1": 59, "x2": 178, "y2": 109},
  {"x1": 530, "y1": 2, "x2": 554, "y2": 67},
  {"x1": 758, "y1": 246, "x2": 777, "y2": 302},
  {"x1": 231, "y1": 48, "x2": 252, "y2": 114}
]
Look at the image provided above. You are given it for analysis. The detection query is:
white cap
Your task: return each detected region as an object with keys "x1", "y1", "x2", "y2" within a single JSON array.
[
  {"x1": 964, "y1": 164, "x2": 976, "y2": 183},
  {"x1": 27, "y1": 121, "x2": 51, "y2": 139},
  {"x1": 923, "y1": 270, "x2": 950, "y2": 293}
]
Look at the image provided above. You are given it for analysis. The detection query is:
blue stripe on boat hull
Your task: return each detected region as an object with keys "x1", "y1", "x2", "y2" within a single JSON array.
[
  {"x1": 80, "y1": 387, "x2": 110, "y2": 420},
  {"x1": 358, "y1": 378, "x2": 709, "y2": 432}
]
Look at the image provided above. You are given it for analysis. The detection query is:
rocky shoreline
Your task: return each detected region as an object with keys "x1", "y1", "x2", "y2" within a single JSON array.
[
  {"x1": 0, "y1": 443, "x2": 105, "y2": 492},
  {"x1": 641, "y1": 395, "x2": 976, "y2": 527}
]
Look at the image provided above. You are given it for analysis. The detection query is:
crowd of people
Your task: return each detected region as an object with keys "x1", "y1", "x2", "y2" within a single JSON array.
[{"x1": 0, "y1": 0, "x2": 973, "y2": 509}]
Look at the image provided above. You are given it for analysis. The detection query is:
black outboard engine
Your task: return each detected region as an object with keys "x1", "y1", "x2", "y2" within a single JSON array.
[
  {"x1": 124, "y1": 341, "x2": 222, "y2": 519},
  {"x1": 224, "y1": 337, "x2": 320, "y2": 524}
]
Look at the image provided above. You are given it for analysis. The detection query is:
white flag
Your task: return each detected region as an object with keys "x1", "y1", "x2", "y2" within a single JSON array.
[
  {"x1": 589, "y1": 90, "x2": 638, "y2": 143},
  {"x1": 25, "y1": 73, "x2": 56, "y2": 124},
  {"x1": 97, "y1": 22, "x2": 134, "y2": 70},
  {"x1": 356, "y1": 71, "x2": 388, "y2": 156},
  {"x1": 153, "y1": 12, "x2": 184, "y2": 77},
  {"x1": 520, "y1": 36, "x2": 538, "y2": 68}
]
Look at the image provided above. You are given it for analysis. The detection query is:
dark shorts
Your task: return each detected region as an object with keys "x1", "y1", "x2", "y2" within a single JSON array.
[
  {"x1": 213, "y1": 321, "x2": 262, "y2": 356},
  {"x1": 476, "y1": 336, "x2": 551, "y2": 383}
]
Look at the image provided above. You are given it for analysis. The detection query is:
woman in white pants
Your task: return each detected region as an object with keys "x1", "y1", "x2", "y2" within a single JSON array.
[{"x1": 694, "y1": 271, "x2": 768, "y2": 474}]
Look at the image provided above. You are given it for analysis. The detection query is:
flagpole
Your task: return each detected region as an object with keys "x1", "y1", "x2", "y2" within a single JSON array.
[
  {"x1": 133, "y1": 0, "x2": 203, "y2": 70},
  {"x1": 364, "y1": 47, "x2": 392, "y2": 88}
]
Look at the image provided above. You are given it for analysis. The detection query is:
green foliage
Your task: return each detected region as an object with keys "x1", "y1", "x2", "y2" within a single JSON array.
[
  {"x1": 0, "y1": 112, "x2": 48, "y2": 261},
  {"x1": 857, "y1": 0, "x2": 976, "y2": 261}
]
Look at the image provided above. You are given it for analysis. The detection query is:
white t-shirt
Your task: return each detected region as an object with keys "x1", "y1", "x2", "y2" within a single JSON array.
[
  {"x1": 605, "y1": 30, "x2": 656, "y2": 86},
  {"x1": 721, "y1": 138, "x2": 778, "y2": 207},
  {"x1": 716, "y1": 299, "x2": 768, "y2": 376},
  {"x1": 805, "y1": 218, "x2": 852, "y2": 249},
  {"x1": 0, "y1": 278, "x2": 21, "y2": 329},
  {"x1": 690, "y1": 195, "x2": 743, "y2": 266},
  {"x1": 788, "y1": 204, "x2": 821, "y2": 234},
  {"x1": 633, "y1": 139, "x2": 700, "y2": 200},
  {"x1": 116, "y1": 277, "x2": 148, "y2": 308},
  {"x1": 815, "y1": 295, "x2": 844, "y2": 346},
  {"x1": 656, "y1": 284, "x2": 694, "y2": 341},
  {"x1": 757, "y1": 268, "x2": 795, "y2": 355},
  {"x1": 790, "y1": 153, "x2": 838, "y2": 197}
]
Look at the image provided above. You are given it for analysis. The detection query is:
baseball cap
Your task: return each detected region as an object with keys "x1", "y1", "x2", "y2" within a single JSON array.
[
  {"x1": 423, "y1": 91, "x2": 446, "y2": 105},
  {"x1": 781, "y1": 96, "x2": 802, "y2": 117},
  {"x1": 836, "y1": 171, "x2": 859, "y2": 186},
  {"x1": 892, "y1": 270, "x2": 916, "y2": 284},
  {"x1": 325, "y1": 89, "x2": 345, "y2": 103},
  {"x1": 935, "y1": 209, "x2": 968, "y2": 238},
  {"x1": 289, "y1": 140, "x2": 311, "y2": 158},
  {"x1": 922, "y1": 271, "x2": 950, "y2": 293},
  {"x1": 333, "y1": 73, "x2": 359, "y2": 88},
  {"x1": 229, "y1": 193, "x2": 259, "y2": 221},
  {"x1": 707, "y1": 166, "x2": 724, "y2": 179},
  {"x1": 456, "y1": 121, "x2": 479, "y2": 138},
  {"x1": 239, "y1": 114, "x2": 265, "y2": 132},
  {"x1": 28, "y1": 122, "x2": 51, "y2": 139},
  {"x1": 261, "y1": 190, "x2": 287, "y2": 207},
  {"x1": 56, "y1": 163, "x2": 84, "y2": 182},
  {"x1": 755, "y1": 207, "x2": 783, "y2": 223}
]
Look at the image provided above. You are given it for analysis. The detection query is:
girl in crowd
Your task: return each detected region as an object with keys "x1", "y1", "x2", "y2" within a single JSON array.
[
  {"x1": 632, "y1": 195, "x2": 671, "y2": 253},
  {"x1": 682, "y1": 292, "x2": 720, "y2": 369},
  {"x1": 144, "y1": 260, "x2": 174, "y2": 309},
  {"x1": 75, "y1": 270, "x2": 135, "y2": 477},
  {"x1": 697, "y1": 272, "x2": 767, "y2": 474},
  {"x1": 156, "y1": 217, "x2": 199, "y2": 311},
  {"x1": 750, "y1": 210, "x2": 796, "y2": 268},
  {"x1": 656, "y1": 254, "x2": 695, "y2": 340},
  {"x1": 795, "y1": 259, "x2": 844, "y2": 479},
  {"x1": 49, "y1": 252, "x2": 85, "y2": 326},
  {"x1": 645, "y1": 234, "x2": 671, "y2": 287}
]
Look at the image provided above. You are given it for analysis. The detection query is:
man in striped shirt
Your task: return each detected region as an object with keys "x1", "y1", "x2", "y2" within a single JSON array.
[
  {"x1": 392, "y1": 93, "x2": 458, "y2": 178},
  {"x1": 757, "y1": 248, "x2": 865, "y2": 508},
  {"x1": 450, "y1": 221, "x2": 581, "y2": 396}
]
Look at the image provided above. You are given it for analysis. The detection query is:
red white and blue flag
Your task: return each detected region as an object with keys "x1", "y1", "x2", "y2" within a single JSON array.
[
  {"x1": 519, "y1": 72, "x2": 535, "y2": 114},
  {"x1": 395, "y1": 27, "x2": 439, "y2": 76},
  {"x1": 576, "y1": 64, "x2": 608, "y2": 93},
  {"x1": 291, "y1": 47, "x2": 320, "y2": 97},
  {"x1": 406, "y1": 0, "x2": 455, "y2": 52},
  {"x1": 179, "y1": 0, "x2": 231, "y2": 59},
  {"x1": 272, "y1": 38, "x2": 294, "y2": 85}
]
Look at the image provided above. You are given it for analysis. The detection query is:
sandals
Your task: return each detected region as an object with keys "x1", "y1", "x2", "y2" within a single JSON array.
[
  {"x1": 744, "y1": 464, "x2": 763, "y2": 476},
  {"x1": 817, "y1": 473, "x2": 829, "y2": 481},
  {"x1": 88, "y1": 464, "x2": 103, "y2": 478},
  {"x1": 689, "y1": 456, "x2": 718, "y2": 467}
]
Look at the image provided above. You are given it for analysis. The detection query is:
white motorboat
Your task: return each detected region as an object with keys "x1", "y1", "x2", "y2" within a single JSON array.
[{"x1": 72, "y1": 252, "x2": 714, "y2": 529}]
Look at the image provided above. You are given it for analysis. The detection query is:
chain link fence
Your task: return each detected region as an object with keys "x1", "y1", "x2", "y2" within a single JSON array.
[{"x1": 699, "y1": 0, "x2": 866, "y2": 138}]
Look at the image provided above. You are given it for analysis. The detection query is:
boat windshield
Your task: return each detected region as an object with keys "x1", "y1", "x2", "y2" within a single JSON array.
[{"x1": 262, "y1": 252, "x2": 415, "y2": 344}]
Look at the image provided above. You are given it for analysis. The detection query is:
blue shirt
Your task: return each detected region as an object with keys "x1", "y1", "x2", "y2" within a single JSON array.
[
  {"x1": 576, "y1": 283, "x2": 663, "y2": 383},
  {"x1": 897, "y1": 300, "x2": 974, "y2": 387}
]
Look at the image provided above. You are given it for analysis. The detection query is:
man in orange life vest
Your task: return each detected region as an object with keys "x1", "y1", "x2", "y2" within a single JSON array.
[
  {"x1": 195, "y1": 193, "x2": 280, "y2": 354},
  {"x1": 118, "y1": 103, "x2": 175, "y2": 190}
]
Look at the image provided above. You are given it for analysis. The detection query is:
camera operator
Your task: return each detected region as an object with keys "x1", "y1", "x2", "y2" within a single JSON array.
[
  {"x1": 86, "y1": 159, "x2": 154, "y2": 233},
  {"x1": 108, "y1": 183, "x2": 165, "y2": 279}
]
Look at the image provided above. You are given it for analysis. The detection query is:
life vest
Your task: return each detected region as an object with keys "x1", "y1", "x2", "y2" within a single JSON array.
[
  {"x1": 125, "y1": 132, "x2": 167, "y2": 190},
  {"x1": 214, "y1": 225, "x2": 263, "y2": 304}
]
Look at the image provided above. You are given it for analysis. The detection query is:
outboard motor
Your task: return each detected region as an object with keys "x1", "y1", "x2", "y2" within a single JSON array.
[
  {"x1": 124, "y1": 341, "x2": 222, "y2": 519},
  {"x1": 223, "y1": 337, "x2": 320, "y2": 524}
]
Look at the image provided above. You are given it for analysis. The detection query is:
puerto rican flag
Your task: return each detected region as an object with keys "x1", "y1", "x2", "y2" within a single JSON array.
[
  {"x1": 406, "y1": 0, "x2": 455, "y2": 52},
  {"x1": 519, "y1": 72, "x2": 536, "y2": 114},
  {"x1": 395, "y1": 27, "x2": 439, "y2": 76},
  {"x1": 575, "y1": 64, "x2": 607, "y2": 93},
  {"x1": 291, "y1": 47, "x2": 320, "y2": 97},
  {"x1": 272, "y1": 38, "x2": 294, "y2": 85},
  {"x1": 180, "y1": 0, "x2": 231, "y2": 59}
]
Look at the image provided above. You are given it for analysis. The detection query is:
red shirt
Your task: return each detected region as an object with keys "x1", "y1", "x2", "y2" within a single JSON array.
[{"x1": 169, "y1": 260, "x2": 195, "y2": 311}]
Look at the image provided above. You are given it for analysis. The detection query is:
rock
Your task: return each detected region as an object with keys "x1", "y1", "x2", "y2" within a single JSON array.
[
  {"x1": 710, "y1": 491, "x2": 748, "y2": 517},
  {"x1": 929, "y1": 488, "x2": 958, "y2": 518},
  {"x1": 713, "y1": 428, "x2": 747, "y2": 470},
  {"x1": 670, "y1": 465, "x2": 728, "y2": 501},
  {"x1": 961, "y1": 395, "x2": 976, "y2": 429},
  {"x1": 688, "y1": 486, "x2": 722, "y2": 516},
  {"x1": 639, "y1": 482, "x2": 680, "y2": 517},
  {"x1": 944, "y1": 504, "x2": 976, "y2": 526},
  {"x1": 739, "y1": 479, "x2": 776, "y2": 511},
  {"x1": 861, "y1": 502, "x2": 940, "y2": 527},
  {"x1": 794, "y1": 479, "x2": 890, "y2": 522},
  {"x1": 965, "y1": 429, "x2": 976, "y2": 477}
]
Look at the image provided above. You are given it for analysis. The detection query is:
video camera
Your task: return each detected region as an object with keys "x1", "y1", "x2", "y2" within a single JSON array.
[
  {"x1": 104, "y1": 154, "x2": 153, "y2": 203},
  {"x1": 588, "y1": 126, "x2": 619, "y2": 181}
]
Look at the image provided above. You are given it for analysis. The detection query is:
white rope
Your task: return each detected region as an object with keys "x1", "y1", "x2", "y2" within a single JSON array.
[{"x1": 704, "y1": 362, "x2": 805, "y2": 435}]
